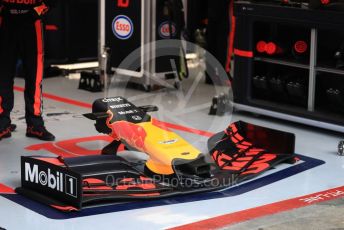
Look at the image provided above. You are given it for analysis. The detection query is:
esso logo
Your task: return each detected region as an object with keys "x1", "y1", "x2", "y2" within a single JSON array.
[
  {"x1": 112, "y1": 15, "x2": 134, "y2": 40},
  {"x1": 159, "y1": 21, "x2": 176, "y2": 39}
]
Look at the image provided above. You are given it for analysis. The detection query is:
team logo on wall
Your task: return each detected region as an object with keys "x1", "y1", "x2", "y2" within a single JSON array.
[
  {"x1": 158, "y1": 21, "x2": 177, "y2": 39},
  {"x1": 112, "y1": 15, "x2": 134, "y2": 40}
]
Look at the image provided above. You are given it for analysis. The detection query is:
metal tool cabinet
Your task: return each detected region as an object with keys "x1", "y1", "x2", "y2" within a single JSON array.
[{"x1": 233, "y1": 1, "x2": 344, "y2": 132}]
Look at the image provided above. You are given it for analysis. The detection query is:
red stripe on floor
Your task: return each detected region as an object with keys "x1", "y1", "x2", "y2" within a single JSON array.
[
  {"x1": 13, "y1": 86, "x2": 24, "y2": 92},
  {"x1": 14, "y1": 86, "x2": 92, "y2": 109},
  {"x1": 13, "y1": 86, "x2": 213, "y2": 137},
  {"x1": 170, "y1": 186, "x2": 344, "y2": 230},
  {"x1": 9, "y1": 85, "x2": 344, "y2": 228},
  {"x1": 0, "y1": 184, "x2": 15, "y2": 194}
]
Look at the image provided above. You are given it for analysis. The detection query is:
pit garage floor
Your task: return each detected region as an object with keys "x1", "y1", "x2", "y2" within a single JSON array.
[{"x1": 1, "y1": 69, "x2": 344, "y2": 230}]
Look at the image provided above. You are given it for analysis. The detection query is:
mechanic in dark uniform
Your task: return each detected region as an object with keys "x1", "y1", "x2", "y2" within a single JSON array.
[{"x1": 0, "y1": 0, "x2": 55, "y2": 141}]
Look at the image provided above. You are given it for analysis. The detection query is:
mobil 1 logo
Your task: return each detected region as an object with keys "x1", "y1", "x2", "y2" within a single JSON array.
[
  {"x1": 65, "y1": 174, "x2": 78, "y2": 197},
  {"x1": 22, "y1": 157, "x2": 81, "y2": 203}
]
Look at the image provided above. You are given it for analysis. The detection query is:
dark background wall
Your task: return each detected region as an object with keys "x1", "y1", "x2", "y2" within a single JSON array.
[{"x1": 44, "y1": 0, "x2": 99, "y2": 64}]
